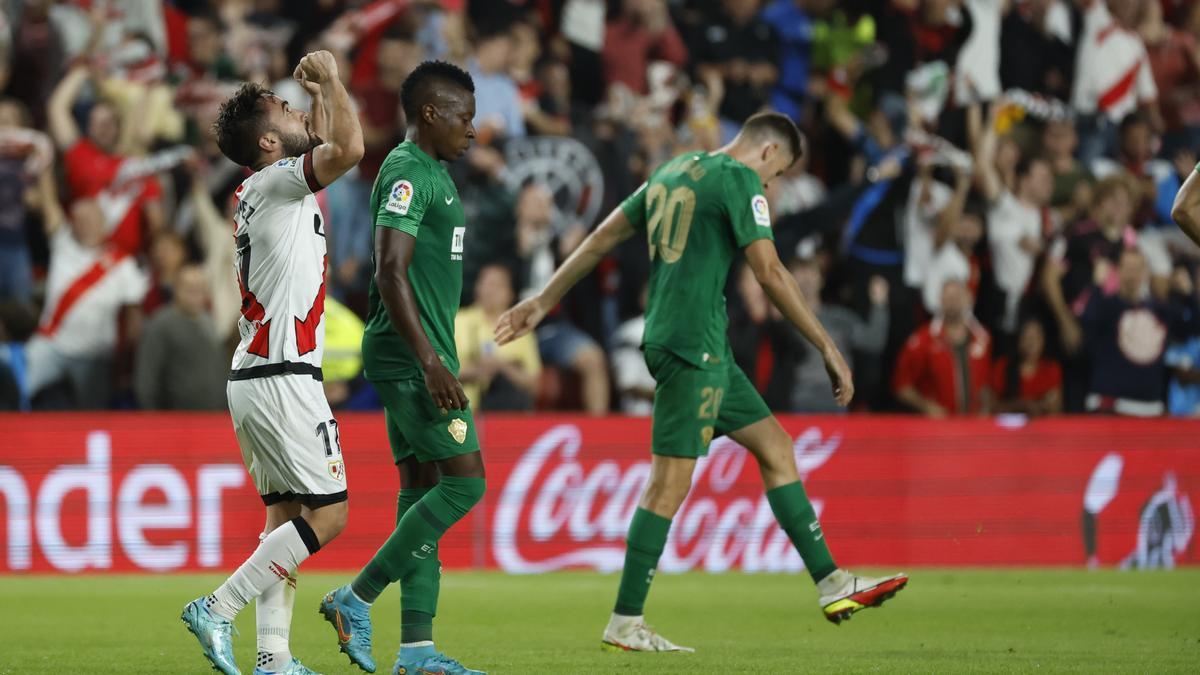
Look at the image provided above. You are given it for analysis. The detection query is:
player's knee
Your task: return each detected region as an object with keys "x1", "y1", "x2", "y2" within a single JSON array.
[
  {"x1": 755, "y1": 434, "x2": 799, "y2": 486},
  {"x1": 307, "y1": 499, "x2": 349, "y2": 543},
  {"x1": 640, "y1": 475, "x2": 689, "y2": 517}
]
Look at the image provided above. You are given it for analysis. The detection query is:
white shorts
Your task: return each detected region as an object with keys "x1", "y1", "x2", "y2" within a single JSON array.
[{"x1": 227, "y1": 374, "x2": 348, "y2": 505}]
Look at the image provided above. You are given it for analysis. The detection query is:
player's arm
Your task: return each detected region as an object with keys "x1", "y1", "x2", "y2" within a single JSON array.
[
  {"x1": 744, "y1": 239, "x2": 854, "y2": 406},
  {"x1": 494, "y1": 206, "x2": 636, "y2": 344},
  {"x1": 47, "y1": 64, "x2": 89, "y2": 150},
  {"x1": 375, "y1": 227, "x2": 468, "y2": 411},
  {"x1": 1172, "y1": 165, "x2": 1200, "y2": 247},
  {"x1": 294, "y1": 50, "x2": 364, "y2": 188}
]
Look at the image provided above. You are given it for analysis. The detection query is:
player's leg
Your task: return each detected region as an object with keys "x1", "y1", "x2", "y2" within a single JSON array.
[
  {"x1": 603, "y1": 349, "x2": 711, "y2": 653},
  {"x1": 394, "y1": 457, "x2": 443, "y2": 665},
  {"x1": 723, "y1": 368, "x2": 907, "y2": 624},
  {"x1": 186, "y1": 377, "x2": 350, "y2": 675},
  {"x1": 323, "y1": 380, "x2": 485, "y2": 674},
  {"x1": 253, "y1": 499, "x2": 307, "y2": 675}
]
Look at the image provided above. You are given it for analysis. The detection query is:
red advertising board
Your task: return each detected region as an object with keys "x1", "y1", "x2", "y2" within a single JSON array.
[{"x1": 0, "y1": 414, "x2": 1195, "y2": 574}]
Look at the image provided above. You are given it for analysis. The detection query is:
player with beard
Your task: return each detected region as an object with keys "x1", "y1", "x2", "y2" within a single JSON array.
[{"x1": 181, "y1": 50, "x2": 363, "y2": 675}]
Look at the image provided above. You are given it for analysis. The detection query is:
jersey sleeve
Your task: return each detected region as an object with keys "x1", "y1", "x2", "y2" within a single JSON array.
[
  {"x1": 257, "y1": 151, "x2": 323, "y2": 201},
  {"x1": 619, "y1": 182, "x2": 649, "y2": 233},
  {"x1": 725, "y1": 165, "x2": 774, "y2": 248},
  {"x1": 374, "y1": 156, "x2": 433, "y2": 238}
]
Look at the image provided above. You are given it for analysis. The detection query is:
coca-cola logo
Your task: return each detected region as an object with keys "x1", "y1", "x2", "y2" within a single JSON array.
[{"x1": 493, "y1": 424, "x2": 841, "y2": 573}]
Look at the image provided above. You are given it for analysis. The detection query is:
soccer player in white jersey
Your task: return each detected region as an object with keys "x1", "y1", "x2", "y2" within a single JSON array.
[{"x1": 181, "y1": 50, "x2": 363, "y2": 675}]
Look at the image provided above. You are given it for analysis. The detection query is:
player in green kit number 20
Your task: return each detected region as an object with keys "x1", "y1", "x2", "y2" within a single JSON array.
[
  {"x1": 497, "y1": 112, "x2": 908, "y2": 652},
  {"x1": 319, "y1": 61, "x2": 485, "y2": 675}
]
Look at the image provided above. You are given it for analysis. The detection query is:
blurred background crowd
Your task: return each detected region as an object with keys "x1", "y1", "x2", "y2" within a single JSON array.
[{"x1": 1, "y1": 0, "x2": 1200, "y2": 419}]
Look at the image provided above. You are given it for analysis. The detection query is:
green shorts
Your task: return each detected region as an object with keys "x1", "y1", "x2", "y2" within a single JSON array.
[
  {"x1": 373, "y1": 378, "x2": 480, "y2": 464},
  {"x1": 645, "y1": 347, "x2": 772, "y2": 458}
]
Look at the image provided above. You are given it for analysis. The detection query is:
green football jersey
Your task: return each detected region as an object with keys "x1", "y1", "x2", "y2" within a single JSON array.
[
  {"x1": 362, "y1": 140, "x2": 466, "y2": 381},
  {"x1": 619, "y1": 152, "x2": 774, "y2": 369}
]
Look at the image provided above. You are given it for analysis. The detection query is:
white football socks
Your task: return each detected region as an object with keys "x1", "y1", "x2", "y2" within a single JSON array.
[
  {"x1": 208, "y1": 517, "x2": 319, "y2": 621},
  {"x1": 255, "y1": 570, "x2": 296, "y2": 673}
]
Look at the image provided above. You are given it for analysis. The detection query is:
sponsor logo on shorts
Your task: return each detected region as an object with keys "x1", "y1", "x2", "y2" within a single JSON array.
[
  {"x1": 448, "y1": 418, "x2": 468, "y2": 444},
  {"x1": 328, "y1": 460, "x2": 345, "y2": 482},
  {"x1": 700, "y1": 426, "x2": 714, "y2": 446}
]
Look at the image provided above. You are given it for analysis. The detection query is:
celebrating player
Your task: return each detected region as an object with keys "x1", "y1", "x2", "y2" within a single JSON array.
[
  {"x1": 180, "y1": 50, "x2": 364, "y2": 675},
  {"x1": 318, "y1": 61, "x2": 484, "y2": 675},
  {"x1": 496, "y1": 112, "x2": 908, "y2": 651}
]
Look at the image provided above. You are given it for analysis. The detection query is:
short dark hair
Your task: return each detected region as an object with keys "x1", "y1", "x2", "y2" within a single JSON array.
[
  {"x1": 213, "y1": 82, "x2": 273, "y2": 168},
  {"x1": 400, "y1": 60, "x2": 475, "y2": 122},
  {"x1": 1015, "y1": 154, "x2": 1049, "y2": 179},
  {"x1": 741, "y1": 111, "x2": 804, "y2": 165}
]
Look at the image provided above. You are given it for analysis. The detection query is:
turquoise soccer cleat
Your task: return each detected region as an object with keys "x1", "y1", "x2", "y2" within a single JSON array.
[
  {"x1": 181, "y1": 597, "x2": 240, "y2": 675},
  {"x1": 253, "y1": 657, "x2": 320, "y2": 675},
  {"x1": 318, "y1": 585, "x2": 376, "y2": 673},
  {"x1": 391, "y1": 647, "x2": 486, "y2": 675}
]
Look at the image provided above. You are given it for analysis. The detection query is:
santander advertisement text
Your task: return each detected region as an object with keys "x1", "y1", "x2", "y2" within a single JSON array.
[{"x1": 0, "y1": 414, "x2": 1195, "y2": 574}]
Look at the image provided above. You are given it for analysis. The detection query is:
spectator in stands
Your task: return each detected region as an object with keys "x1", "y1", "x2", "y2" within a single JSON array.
[
  {"x1": 323, "y1": 293, "x2": 367, "y2": 410},
  {"x1": 1043, "y1": 175, "x2": 1139, "y2": 355},
  {"x1": 25, "y1": 194, "x2": 147, "y2": 409},
  {"x1": 187, "y1": 162, "x2": 241, "y2": 344},
  {"x1": 513, "y1": 184, "x2": 609, "y2": 414},
  {"x1": 1082, "y1": 249, "x2": 1184, "y2": 417},
  {"x1": 923, "y1": 208, "x2": 983, "y2": 319},
  {"x1": 975, "y1": 104, "x2": 1054, "y2": 335},
  {"x1": 470, "y1": 21, "x2": 526, "y2": 142},
  {"x1": 904, "y1": 157, "x2": 971, "y2": 316},
  {"x1": 142, "y1": 230, "x2": 188, "y2": 316},
  {"x1": 694, "y1": 0, "x2": 780, "y2": 139},
  {"x1": 612, "y1": 284, "x2": 655, "y2": 416},
  {"x1": 785, "y1": 257, "x2": 888, "y2": 413},
  {"x1": 991, "y1": 318, "x2": 1062, "y2": 416},
  {"x1": 894, "y1": 278, "x2": 993, "y2": 417},
  {"x1": 761, "y1": 0, "x2": 817, "y2": 122},
  {"x1": 1042, "y1": 118, "x2": 1093, "y2": 224},
  {"x1": 1072, "y1": 0, "x2": 1163, "y2": 163},
  {"x1": 1141, "y1": 0, "x2": 1200, "y2": 155},
  {"x1": 602, "y1": 0, "x2": 688, "y2": 99},
  {"x1": 0, "y1": 97, "x2": 53, "y2": 305},
  {"x1": 47, "y1": 63, "x2": 164, "y2": 255},
  {"x1": 998, "y1": 0, "x2": 1076, "y2": 101},
  {"x1": 456, "y1": 263, "x2": 541, "y2": 412},
  {"x1": 134, "y1": 264, "x2": 225, "y2": 410}
]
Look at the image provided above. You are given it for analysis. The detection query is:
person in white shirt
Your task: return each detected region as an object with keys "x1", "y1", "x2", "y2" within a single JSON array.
[
  {"x1": 24, "y1": 195, "x2": 147, "y2": 408},
  {"x1": 974, "y1": 98, "x2": 1054, "y2": 334},
  {"x1": 903, "y1": 156, "x2": 971, "y2": 297},
  {"x1": 1071, "y1": 0, "x2": 1163, "y2": 161},
  {"x1": 924, "y1": 210, "x2": 984, "y2": 316}
]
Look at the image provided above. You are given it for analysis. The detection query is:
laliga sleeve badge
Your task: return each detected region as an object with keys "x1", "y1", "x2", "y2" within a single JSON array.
[
  {"x1": 386, "y1": 179, "x2": 414, "y2": 215},
  {"x1": 751, "y1": 194, "x2": 771, "y2": 227}
]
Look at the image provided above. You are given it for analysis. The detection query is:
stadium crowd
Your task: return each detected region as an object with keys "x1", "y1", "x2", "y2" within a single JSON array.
[{"x1": 1, "y1": 0, "x2": 1199, "y2": 418}]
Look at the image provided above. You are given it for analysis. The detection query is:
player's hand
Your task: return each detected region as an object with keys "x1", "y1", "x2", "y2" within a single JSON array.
[
  {"x1": 494, "y1": 297, "x2": 549, "y2": 345},
  {"x1": 823, "y1": 346, "x2": 855, "y2": 407},
  {"x1": 295, "y1": 50, "x2": 339, "y2": 86},
  {"x1": 423, "y1": 361, "x2": 469, "y2": 412}
]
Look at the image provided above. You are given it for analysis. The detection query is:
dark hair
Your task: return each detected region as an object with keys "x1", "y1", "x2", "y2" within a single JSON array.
[
  {"x1": 741, "y1": 111, "x2": 804, "y2": 165},
  {"x1": 400, "y1": 60, "x2": 475, "y2": 122},
  {"x1": 213, "y1": 82, "x2": 273, "y2": 168},
  {"x1": 1119, "y1": 111, "x2": 1149, "y2": 136}
]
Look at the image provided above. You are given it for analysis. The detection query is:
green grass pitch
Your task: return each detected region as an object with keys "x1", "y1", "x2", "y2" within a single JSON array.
[{"x1": 1, "y1": 569, "x2": 1198, "y2": 673}]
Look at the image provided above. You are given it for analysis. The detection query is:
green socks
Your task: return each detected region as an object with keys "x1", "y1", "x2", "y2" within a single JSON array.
[
  {"x1": 352, "y1": 476, "x2": 486, "y2": 604},
  {"x1": 395, "y1": 488, "x2": 437, "y2": 644},
  {"x1": 766, "y1": 480, "x2": 837, "y2": 583},
  {"x1": 613, "y1": 508, "x2": 672, "y2": 616}
]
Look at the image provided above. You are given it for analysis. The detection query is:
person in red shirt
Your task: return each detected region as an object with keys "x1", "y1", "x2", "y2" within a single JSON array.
[
  {"x1": 602, "y1": 0, "x2": 688, "y2": 96},
  {"x1": 991, "y1": 319, "x2": 1064, "y2": 416},
  {"x1": 893, "y1": 278, "x2": 993, "y2": 417},
  {"x1": 46, "y1": 63, "x2": 164, "y2": 255}
]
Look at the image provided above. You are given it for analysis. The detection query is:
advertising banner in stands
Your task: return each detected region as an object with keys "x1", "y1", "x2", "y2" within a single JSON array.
[{"x1": 0, "y1": 414, "x2": 1195, "y2": 573}]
